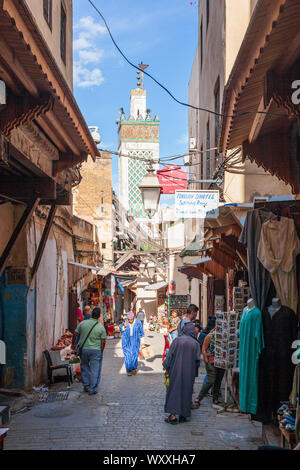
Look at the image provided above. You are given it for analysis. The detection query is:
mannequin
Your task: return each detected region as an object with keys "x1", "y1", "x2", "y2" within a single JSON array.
[
  {"x1": 267, "y1": 298, "x2": 281, "y2": 318},
  {"x1": 247, "y1": 298, "x2": 255, "y2": 311}
]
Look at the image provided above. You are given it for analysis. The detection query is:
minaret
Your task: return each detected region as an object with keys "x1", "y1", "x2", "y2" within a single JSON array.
[{"x1": 117, "y1": 64, "x2": 160, "y2": 221}]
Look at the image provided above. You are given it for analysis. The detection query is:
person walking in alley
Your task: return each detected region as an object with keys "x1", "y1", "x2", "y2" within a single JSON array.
[
  {"x1": 168, "y1": 311, "x2": 180, "y2": 345},
  {"x1": 137, "y1": 307, "x2": 146, "y2": 329},
  {"x1": 163, "y1": 322, "x2": 201, "y2": 424},
  {"x1": 74, "y1": 307, "x2": 107, "y2": 395},
  {"x1": 177, "y1": 304, "x2": 199, "y2": 336},
  {"x1": 191, "y1": 326, "x2": 225, "y2": 409},
  {"x1": 120, "y1": 312, "x2": 144, "y2": 376},
  {"x1": 83, "y1": 305, "x2": 92, "y2": 320}
]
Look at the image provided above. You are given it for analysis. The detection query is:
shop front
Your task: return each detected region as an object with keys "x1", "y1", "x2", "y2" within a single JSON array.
[{"x1": 219, "y1": 0, "x2": 300, "y2": 446}]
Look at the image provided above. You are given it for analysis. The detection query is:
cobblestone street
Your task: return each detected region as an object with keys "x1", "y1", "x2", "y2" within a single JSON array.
[{"x1": 5, "y1": 332, "x2": 263, "y2": 450}]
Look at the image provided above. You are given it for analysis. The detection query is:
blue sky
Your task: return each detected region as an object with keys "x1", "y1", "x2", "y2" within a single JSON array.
[{"x1": 73, "y1": 0, "x2": 198, "y2": 206}]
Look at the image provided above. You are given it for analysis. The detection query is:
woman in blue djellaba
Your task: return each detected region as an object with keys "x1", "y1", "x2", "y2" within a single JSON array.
[{"x1": 120, "y1": 312, "x2": 144, "y2": 376}]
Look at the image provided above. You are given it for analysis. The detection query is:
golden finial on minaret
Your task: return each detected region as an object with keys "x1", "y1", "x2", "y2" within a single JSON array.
[{"x1": 138, "y1": 62, "x2": 149, "y2": 89}]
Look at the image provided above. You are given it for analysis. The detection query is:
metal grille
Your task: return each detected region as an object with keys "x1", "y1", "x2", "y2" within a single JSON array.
[{"x1": 33, "y1": 390, "x2": 69, "y2": 403}]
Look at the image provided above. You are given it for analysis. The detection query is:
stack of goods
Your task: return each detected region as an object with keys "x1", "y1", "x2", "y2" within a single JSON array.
[
  {"x1": 233, "y1": 287, "x2": 250, "y2": 316},
  {"x1": 214, "y1": 312, "x2": 240, "y2": 369},
  {"x1": 278, "y1": 403, "x2": 297, "y2": 433},
  {"x1": 51, "y1": 329, "x2": 73, "y2": 351}
]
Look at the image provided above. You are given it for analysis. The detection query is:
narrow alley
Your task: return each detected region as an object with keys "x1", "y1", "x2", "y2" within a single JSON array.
[{"x1": 5, "y1": 332, "x2": 263, "y2": 451}]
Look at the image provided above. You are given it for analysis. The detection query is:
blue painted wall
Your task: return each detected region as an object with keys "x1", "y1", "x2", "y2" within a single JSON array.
[{"x1": 0, "y1": 270, "x2": 34, "y2": 389}]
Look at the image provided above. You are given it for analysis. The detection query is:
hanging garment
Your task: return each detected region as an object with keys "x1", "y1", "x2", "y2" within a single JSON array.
[
  {"x1": 239, "y1": 209, "x2": 276, "y2": 311},
  {"x1": 257, "y1": 217, "x2": 300, "y2": 314},
  {"x1": 239, "y1": 306, "x2": 264, "y2": 415},
  {"x1": 254, "y1": 306, "x2": 297, "y2": 423}
]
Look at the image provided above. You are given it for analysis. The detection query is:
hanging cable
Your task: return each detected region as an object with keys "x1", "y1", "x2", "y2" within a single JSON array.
[{"x1": 87, "y1": 0, "x2": 290, "y2": 120}]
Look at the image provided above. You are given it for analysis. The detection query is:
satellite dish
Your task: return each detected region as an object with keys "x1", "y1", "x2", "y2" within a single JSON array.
[{"x1": 88, "y1": 126, "x2": 101, "y2": 145}]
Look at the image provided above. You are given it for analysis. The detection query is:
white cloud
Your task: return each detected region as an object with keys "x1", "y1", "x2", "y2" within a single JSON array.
[
  {"x1": 74, "y1": 63, "x2": 104, "y2": 88},
  {"x1": 74, "y1": 36, "x2": 92, "y2": 51},
  {"x1": 73, "y1": 16, "x2": 107, "y2": 87},
  {"x1": 75, "y1": 16, "x2": 106, "y2": 37},
  {"x1": 78, "y1": 49, "x2": 103, "y2": 64}
]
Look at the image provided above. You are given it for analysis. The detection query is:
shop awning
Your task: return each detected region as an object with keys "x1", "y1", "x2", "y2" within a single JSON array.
[
  {"x1": 189, "y1": 256, "x2": 212, "y2": 266},
  {"x1": 178, "y1": 266, "x2": 205, "y2": 281},
  {"x1": 68, "y1": 261, "x2": 98, "y2": 289},
  {"x1": 114, "y1": 275, "x2": 137, "y2": 294},
  {"x1": 219, "y1": 0, "x2": 300, "y2": 193},
  {"x1": 144, "y1": 281, "x2": 168, "y2": 291}
]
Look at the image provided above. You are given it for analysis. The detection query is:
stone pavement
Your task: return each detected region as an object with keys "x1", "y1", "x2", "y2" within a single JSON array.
[{"x1": 5, "y1": 331, "x2": 263, "y2": 450}]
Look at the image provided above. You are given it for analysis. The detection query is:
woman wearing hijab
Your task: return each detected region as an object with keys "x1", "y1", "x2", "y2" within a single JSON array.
[
  {"x1": 120, "y1": 312, "x2": 144, "y2": 376},
  {"x1": 163, "y1": 322, "x2": 201, "y2": 424}
]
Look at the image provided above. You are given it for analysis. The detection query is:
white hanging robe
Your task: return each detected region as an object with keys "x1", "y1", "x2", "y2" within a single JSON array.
[{"x1": 257, "y1": 217, "x2": 300, "y2": 314}]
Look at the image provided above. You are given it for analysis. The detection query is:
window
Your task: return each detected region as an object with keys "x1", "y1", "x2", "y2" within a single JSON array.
[
  {"x1": 60, "y1": 3, "x2": 67, "y2": 63},
  {"x1": 43, "y1": 0, "x2": 52, "y2": 28},
  {"x1": 102, "y1": 243, "x2": 106, "y2": 249},
  {"x1": 206, "y1": 0, "x2": 210, "y2": 29},
  {"x1": 214, "y1": 78, "x2": 220, "y2": 161},
  {"x1": 206, "y1": 121, "x2": 210, "y2": 179},
  {"x1": 200, "y1": 18, "x2": 203, "y2": 70}
]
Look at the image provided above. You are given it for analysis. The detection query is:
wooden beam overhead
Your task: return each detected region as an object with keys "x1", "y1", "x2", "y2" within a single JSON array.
[
  {"x1": 0, "y1": 33, "x2": 39, "y2": 97},
  {"x1": 0, "y1": 177, "x2": 56, "y2": 200},
  {"x1": 30, "y1": 203, "x2": 57, "y2": 286},
  {"x1": 40, "y1": 191, "x2": 72, "y2": 206},
  {"x1": 248, "y1": 97, "x2": 273, "y2": 144},
  {"x1": 0, "y1": 197, "x2": 40, "y2": 277}
]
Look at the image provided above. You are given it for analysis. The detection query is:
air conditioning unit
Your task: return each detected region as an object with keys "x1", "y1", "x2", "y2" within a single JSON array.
[{"x1": 189, "y1": 137, "x2": 197, "y2": 150}]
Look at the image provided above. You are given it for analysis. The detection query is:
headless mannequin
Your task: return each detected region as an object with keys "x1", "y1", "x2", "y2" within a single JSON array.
[
  {"x1": 247, "y1": 298, "x2": 255, "y2": 311},
  {"x1": 267, "y1": 298, "x2": 281, "y2": 319}
]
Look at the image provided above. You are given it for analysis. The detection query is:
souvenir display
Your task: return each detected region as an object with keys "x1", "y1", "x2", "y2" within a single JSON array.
[
  {"x1": 214, "y1": 311, "x2": 240, "y2": 369},
  {"x1": 168, "y1": 294, "x2": 191, "y2": 317},
  {"x1": 233, "y1": 287, "x2": 250, "y2": 316}
]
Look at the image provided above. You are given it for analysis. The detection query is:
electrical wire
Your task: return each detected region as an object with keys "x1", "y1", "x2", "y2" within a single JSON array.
[{"x1": 87, "y1": 0, "x2": 291, "y2": 120}]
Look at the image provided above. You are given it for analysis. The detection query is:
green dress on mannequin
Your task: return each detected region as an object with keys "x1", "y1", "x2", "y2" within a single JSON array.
[{"x1": 239, "y1": 304, "x2": 265, "y2": 415}]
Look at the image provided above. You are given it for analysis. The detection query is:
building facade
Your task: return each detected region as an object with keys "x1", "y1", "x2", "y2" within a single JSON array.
[{"x1": 0, "y1": 0, "x2": 99, "y2": 389}]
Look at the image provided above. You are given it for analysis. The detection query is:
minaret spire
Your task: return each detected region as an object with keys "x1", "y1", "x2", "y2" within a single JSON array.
[{"x1": 137, "y1": 62, "x2": 149, "y2": 89}]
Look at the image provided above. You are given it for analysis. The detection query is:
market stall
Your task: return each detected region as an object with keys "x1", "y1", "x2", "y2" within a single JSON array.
[{"x1": 235, "y1": 202, "x2": 300, "y2": 447}]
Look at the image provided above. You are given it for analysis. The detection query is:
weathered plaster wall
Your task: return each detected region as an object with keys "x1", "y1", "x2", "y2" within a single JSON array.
[
  {"x1": 24, "y1": 0, "x2": 73, "y2": 90},
  {"x1": 73, "y1": 154, "x2": 113, "y2": 265}
]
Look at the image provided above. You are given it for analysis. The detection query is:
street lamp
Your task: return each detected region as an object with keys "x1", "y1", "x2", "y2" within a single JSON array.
[
  {"x1": 146, "y1": 261, "x2": 156, "y2": 278},
  {"x1": 139, "y1": 166, "x2": 162, "y2": 218}
]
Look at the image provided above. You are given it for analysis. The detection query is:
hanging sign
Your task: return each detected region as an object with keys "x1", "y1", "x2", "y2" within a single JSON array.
[
  {"x1": 157, "y1": 165, "x2": 188, "y2": 194},
  {"x1": 175, "y1": 190, "x2": 219, "y2": 219}
]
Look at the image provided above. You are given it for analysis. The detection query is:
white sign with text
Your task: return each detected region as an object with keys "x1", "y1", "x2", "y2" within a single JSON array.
[{"x1": 175, "y1": 190, "x2": 219, "y2": 219}]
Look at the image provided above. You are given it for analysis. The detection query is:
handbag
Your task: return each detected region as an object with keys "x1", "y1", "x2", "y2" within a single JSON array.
[{"x1": 75, "y1": 321, "x2": 98, "y2": 358}]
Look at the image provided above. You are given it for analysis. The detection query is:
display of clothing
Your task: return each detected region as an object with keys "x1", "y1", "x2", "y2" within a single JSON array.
[
  {"x1": 255, "y1": 306, "x2": 298, "y2": 423},
  {"x1": 257, "y1": 217, "x2": 300, "y2": 314},
  {"x1": 239, "y1": 306, "x2": 264, "y2": 415},
  {"x1": 239, "y1": 209, "x2": 276, "y2": 311}
]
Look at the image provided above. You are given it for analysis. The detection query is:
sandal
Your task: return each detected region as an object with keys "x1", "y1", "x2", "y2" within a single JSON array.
[
  {"x1": 191, "y1": 399, "x2": 201, "y2": 409},
  {"x1": 165, "y1": 414, "x2": 178, "y2": 424}
]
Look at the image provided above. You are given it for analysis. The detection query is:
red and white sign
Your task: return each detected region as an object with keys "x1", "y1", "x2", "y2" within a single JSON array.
[{"x1": 157, "y1": 165, "x2": 188, "y2": 194}]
